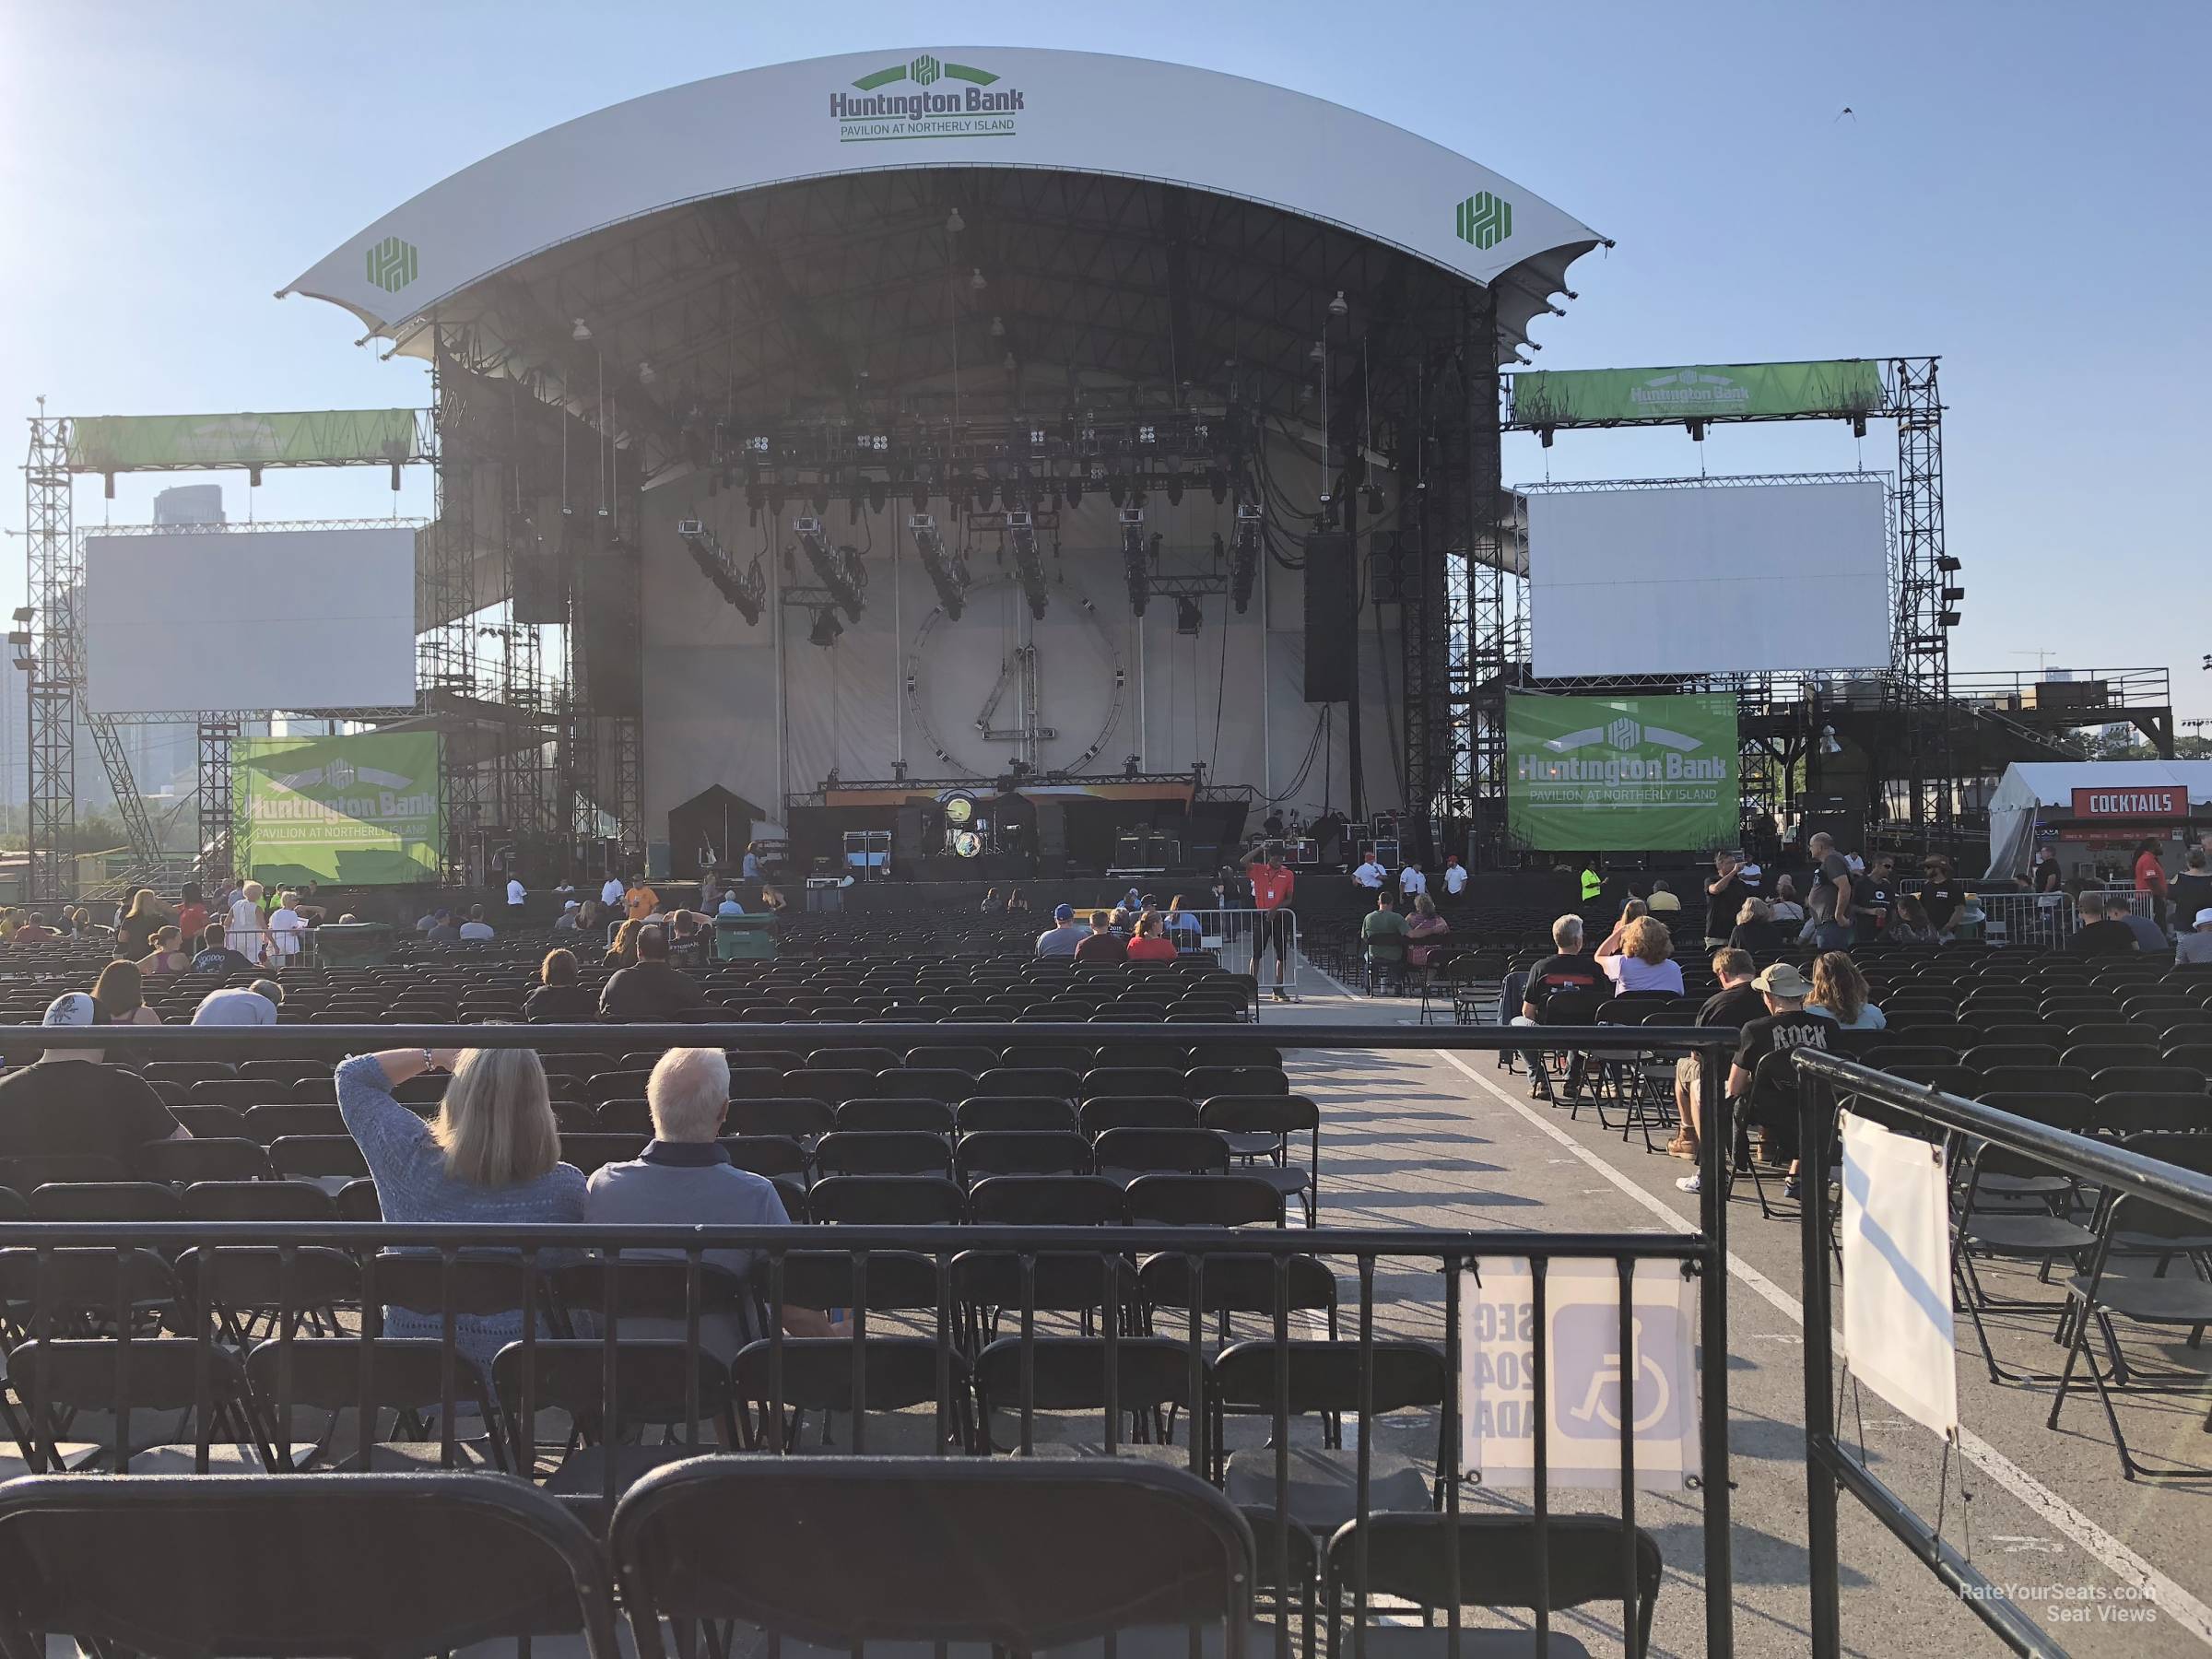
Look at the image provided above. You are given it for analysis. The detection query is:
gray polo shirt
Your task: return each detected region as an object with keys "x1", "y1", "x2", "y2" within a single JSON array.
[
  {"x1": 584, "y1": 1145, "x2": 792, "y2": 1358},
  {"x1": 1035, "y1": 923, "x2": 1087, "y2": 958}
]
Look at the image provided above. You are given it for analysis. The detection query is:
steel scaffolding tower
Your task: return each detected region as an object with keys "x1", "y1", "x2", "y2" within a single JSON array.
[
  {"x1": 1889, "y1": 358, "x2": 1952, "y2": 838},
  {"x1": 426, "y1": 333, "x2": 483, "y2": 880},
  {"x1": 23, "y1": 414, "x2": 76, "y2": 901}
]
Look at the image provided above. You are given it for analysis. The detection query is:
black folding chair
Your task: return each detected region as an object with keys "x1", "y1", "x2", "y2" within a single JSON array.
[
  {"x1": 609, "y1": 1456, "x2": 1253, "y2": 1659},
  {"x1": 1329, "y1": 1512, "x2": 1663, "y2": 1659},
  {"x1": 0, "y1": 1473, "x2": 619, "y2": 1659}
]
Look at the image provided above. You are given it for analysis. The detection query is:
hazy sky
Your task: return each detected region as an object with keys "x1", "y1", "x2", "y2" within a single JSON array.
[{"x1": 2, "y1": 1, "x2": 2205, "y2": 721}]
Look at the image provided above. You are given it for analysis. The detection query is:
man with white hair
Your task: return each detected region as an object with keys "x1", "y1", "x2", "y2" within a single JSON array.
[
  {"x1": 0, "y1": 994, "x2": 188, "y2": 1161},
  {"x1": 584, "y1": 1048, "x2": 835, "y2": 1352}
]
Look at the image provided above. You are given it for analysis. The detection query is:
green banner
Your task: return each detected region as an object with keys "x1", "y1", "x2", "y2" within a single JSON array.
[
  {"x1": 236, "y1": 732, "x2": 441, "y2": 887},
  {"x1": 1510, "y1": 360, "x2": 1886, "y2": 427},
  {"x1": 65, "y1": 410, "x2": 425, "y2": 473},
  {"x1": 1506, "y1": 693, "x2": 1739, "y2": 852}
]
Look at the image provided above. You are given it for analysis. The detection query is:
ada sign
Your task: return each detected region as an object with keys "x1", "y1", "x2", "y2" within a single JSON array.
[{"x1": 1461, "y1": 1257, "x2": 1700, "y2": 1490}]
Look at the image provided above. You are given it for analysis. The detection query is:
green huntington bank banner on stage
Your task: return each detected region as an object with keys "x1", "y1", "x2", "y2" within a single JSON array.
[
  {"x1": 236, "y1": 733, "x2": 442, "y2": 887},
  {"x1": 65, "y1": 410, "x2": 425, "y2": 473},
  {"x1": 1509, "y1": 360, "x2": 1887, "y2": 427},
  {"x1": 1506, "y1": 694, "x2": 1738, "y2": 852}
]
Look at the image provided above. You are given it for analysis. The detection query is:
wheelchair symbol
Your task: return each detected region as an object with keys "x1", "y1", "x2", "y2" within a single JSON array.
[{"x1": 1564, "y1": 1317, "x2": 1671, "y2": 1435}]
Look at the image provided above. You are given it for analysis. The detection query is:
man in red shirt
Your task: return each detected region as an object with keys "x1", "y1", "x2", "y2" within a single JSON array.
[
  {"x1": 1073, "y1": 910, "x2": 1129, "y2": 965},
  {"x1": 1246, "y1": 844, "x2": 1297, "y2": 1003},
  {"x1": 2134, "y1": 839, "x2": 2171, "y2": 933}
]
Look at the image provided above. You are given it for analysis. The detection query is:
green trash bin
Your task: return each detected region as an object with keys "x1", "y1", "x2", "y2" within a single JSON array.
[
  {"x1": 714, "y1": 913, "x2": 778, "y2": 961},
  {"x1": 315, "y1": 923, "x2": 395, "y2": 969}
]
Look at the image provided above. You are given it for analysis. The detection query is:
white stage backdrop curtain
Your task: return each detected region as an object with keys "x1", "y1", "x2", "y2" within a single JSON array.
[{"x1": 640, "y1": 476, "x2": 1402, "y2": 833}]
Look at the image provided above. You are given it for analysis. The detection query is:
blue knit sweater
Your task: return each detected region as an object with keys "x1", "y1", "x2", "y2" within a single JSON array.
[{"x1": 335, "y1": 1053, "x2": 586, "y2": 1366}]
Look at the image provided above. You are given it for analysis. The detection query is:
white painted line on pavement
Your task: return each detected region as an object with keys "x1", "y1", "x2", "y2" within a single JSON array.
[{"x1": 1432, "y1": 1046, "x2": 2212, "y2": 1649}]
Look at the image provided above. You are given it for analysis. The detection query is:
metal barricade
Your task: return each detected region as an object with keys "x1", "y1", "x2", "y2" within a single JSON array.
[
  {"x1": 1973, "y1": 888, "x2": 2157, "y2": 950},
  {"x1": 3, "y1": 1018, "x2": 1740, "y2": 1659},
  {"x1": 1792, "y1": 1049, "x2": 2212, "y2": 1657},
  {"x1": 1172, "y1": 909, "x2": 1300, "y2": 999}
]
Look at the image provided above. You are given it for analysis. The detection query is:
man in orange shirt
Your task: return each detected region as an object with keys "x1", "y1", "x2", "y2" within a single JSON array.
[
  {"x1": 1245, "y1": 843, "x2": 1297, "y2": 1003},
  {"x1": 623, "y1": 875, "x2": 661, "y2": 923}
]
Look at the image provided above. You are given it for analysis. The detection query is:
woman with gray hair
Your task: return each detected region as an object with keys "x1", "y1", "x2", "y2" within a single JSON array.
[{"x1": 335, "y1": 1044, "x2": 584, "y2": 1363}]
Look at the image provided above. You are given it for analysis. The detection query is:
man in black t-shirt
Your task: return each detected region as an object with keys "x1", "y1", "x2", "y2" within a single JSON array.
[
  {"x1": 598, "y1": 925, "x2": 711, "y2": 1019},
  {"x1": 1853, "y1": 855, "x2": 1896, "y2": 946},
  {"x1": 2070, "y1": 890, "x2": 2140, "y2": 957},
  {"x1": 1677, "y1": 963, "x2": 1830, "y2": 1199},
  {"x1": 1518, "y1": 916, "x2": 1606, "y2": 1020},
  {"x1": 1516, "y1": 915, "x2": 1607, "y2": 1098},
  {"x1": 1701, "y1": 853, "x2": 1751, "y2": 949},
  {"x1": 0, "y1": 994, "x2": 187, "y2": 1170},
  {"x1": 1803, "y1": 833, "x2": 1856, "y2": 950},
  {"x1": 1671, "y1": 948, "x2": 1763, "y2": 1161},
  {"x1": 1918, "y1": 857, "x2": 1964, "y2": 935}
]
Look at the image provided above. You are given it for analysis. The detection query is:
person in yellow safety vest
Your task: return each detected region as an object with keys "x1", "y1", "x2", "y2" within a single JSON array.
[{"x1": 1579, "y1": 865, "x2": 1603, "y2": 904}]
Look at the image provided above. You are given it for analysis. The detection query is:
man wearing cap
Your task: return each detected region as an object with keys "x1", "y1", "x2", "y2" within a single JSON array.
[
  {"x1": 1035, "y1": 903, "x2": 1087, "y2": 959},
  {"x1": 0, "y1": 994, "x2": 188, "y2": 1163},
  {"x1": 1245, "y1": 843, "x2": 1298, "y2": 1003},
  {"x1": 552, "y1": 900, "x2": 583, "y2": 932},
  {"x1": 192, "y1": 982, "x2": 283, "y2": 1027},
  {"x1": 1677, "y1": 962, "x2": 1831, "y2": 1201},
  {"x1": 2176, "y1": 908, "x2": 2212, "y2": 966}
]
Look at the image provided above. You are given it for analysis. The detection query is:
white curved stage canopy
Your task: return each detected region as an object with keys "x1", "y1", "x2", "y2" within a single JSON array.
[{"x1": 283, "y1": 46, "x2": 1606, "y2": 344}]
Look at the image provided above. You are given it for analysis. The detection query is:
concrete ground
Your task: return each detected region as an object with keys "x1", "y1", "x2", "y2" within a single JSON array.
[{"x1": 1265, "y1": 964, "x2": 2212, "y2": 1657}]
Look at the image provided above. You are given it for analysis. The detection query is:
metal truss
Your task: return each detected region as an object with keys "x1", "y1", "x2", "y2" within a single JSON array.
[
  {"x1": 194, "y1": 715, "x2": 240, "y2": 891},
  {"x1": 1889, "y1": 359, "x2": 1952, "y2": 840},
  {"x1": 427, "y1": 332, "x2": 482, "y2": 880},
  {"x1": 24, "y1": 414, "x2": 76, "y2": 901}
]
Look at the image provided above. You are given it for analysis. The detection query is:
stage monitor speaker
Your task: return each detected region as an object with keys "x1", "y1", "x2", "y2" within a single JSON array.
[
  {"x1": 512, "y1": 549, "x2": 567, "y2": 625},
  {"x1": 1797, "y1": 797, "x2": 1862, "y2": 855},
  {"x1": 1303, "y1": 532, "x2": 1356, "y2": 702},
  {"x1": 576, "y1": 556, "x2": 643, "y2": 718},
  {"x1": 893, "y1": 805, "x2": 927, "y2": 868},
  {"x1": 1034, "y1": 802, "x2": 1068, "y2": 868}
]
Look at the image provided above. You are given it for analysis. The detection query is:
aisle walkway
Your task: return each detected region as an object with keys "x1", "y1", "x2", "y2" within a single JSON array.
[{"x1": 1266, "y1": 971, "x2": 2212, "y2": 1657}]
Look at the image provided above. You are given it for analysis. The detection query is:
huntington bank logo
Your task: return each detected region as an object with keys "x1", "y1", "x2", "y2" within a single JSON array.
[
  {"x1": 835, "y1": 55, "x2": 1024, "y2": 143},
  {"x1": 365, "y1": 235, "x2": 418, "y2": 295},
  {"x1": 1455, "y1": 191, "x2": 1512, "y2": 251},
  {"x1": 1517, "y1": 716, "x2": 1726, "y2": 784},
  {"x1": 1629, "y1": 368, "x2": 1752, "y2": 415}
]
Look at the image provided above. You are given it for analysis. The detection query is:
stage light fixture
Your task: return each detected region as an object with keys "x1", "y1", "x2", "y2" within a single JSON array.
[
  {"x1": 1174, "y1": 594, "x2": 1204, "y2": 636},
  {"x1": 1119, "y1": 506, "x2": 1149, "y2": 618},
  {"x1": 1328, "y1": 289, "x2": 1348, "y2": 318},
  {"x1": 1230, "y1": 502, "x2": 1262, "y2": 614},
  {"x1": 1308, "y1": 340, "x2": 1325, "y2": 365},
  {"x1": 571, "y1": 318, "x2": 592, "y2": 341},
  {"x1": 5, "y1": 631, "x2": 29, "y2": 648},
  {"x1": 637, "y1": 359, "x2": 657, "y2": 383},
  {"x1": 1939, "y1": 610, "x2": 1960, "y2": 629},
  {"x1": 1007, "y1": 509, "x2": 1049, "y2": 619},
  {"x1": 990, "y1": 315, "x2": 1006, "y2": 337},
  {"x1": 909, "y1": 512, "x2": 970, "y2": 620},
  {"x1": 676, "y1": 517, "x2": 766, "y2": 626},
  {"x1": 806, "y1": 606, "x2": 843, "y2": 649},
  {"x1": 795, "y1": 515, "x2": 865, "y2": 622},
  {"x1": 1851, "y1": 415, "x2": 1867, "y2": 439},
  {"x1": 1937, "y1": 556, "x2": 1961, "y2": 572},
  {"x1": 11, "y1": 606, "x2": 32, "y2": 624},
  {"x1": 946, "y1": 207, "x2": 964, "y2": 233},
  {"x1": 1942, "y1": 586, "x2": 1966, "y2": 603},
  {"x1": 971, "y1": 267, "x2": 987, "y2": 291},
  {"x1": 1819, "y1": 724, "x2": 1844, "y2": 757}
]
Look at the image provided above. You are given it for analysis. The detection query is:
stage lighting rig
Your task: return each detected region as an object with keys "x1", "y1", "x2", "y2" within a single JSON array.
[
  {"x1": 909, "y1": 513, "x2": 971, "y2": 620},
  {"x1": 794, "y1": 515, "x2": 865, "y2": 622},
  {"x1": 806, "y1": 606, "x2": 843, "y2": 649},
  {"x1": 1119, "y1": 506, "x2": 1149, "y2": 617},
  {"x1": 1006, "y1": 510, "x2": 1049, "y2": 619},
  {"x1": 676, "y1": 518, "x2": 766, "y2": 626},
  {"x1": 1230, "y1": 502, "x2": 1262, "y2": 614}
]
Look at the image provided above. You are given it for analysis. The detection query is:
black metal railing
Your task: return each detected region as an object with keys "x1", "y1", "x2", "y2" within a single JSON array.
[
  {"x1": 0, "y1": 1020, "x2": 1742, "y2": 1659},
  {"x1": 1792, "y1": 1049, "x2": 2212, "y2": 1659}
]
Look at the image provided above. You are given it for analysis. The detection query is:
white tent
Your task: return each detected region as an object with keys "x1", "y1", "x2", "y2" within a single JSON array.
[{"x1": 1985, "y1": 760, "x2": 2212, "y2": 878}]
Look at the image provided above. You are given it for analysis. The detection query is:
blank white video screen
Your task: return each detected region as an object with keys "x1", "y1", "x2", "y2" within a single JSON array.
[
  {"x1": 1526, "y1": 480, "x2": 1889, "y2": 677},
  {"x1": 85, "y1": 527, "x2": 418, "y2": 713}
]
